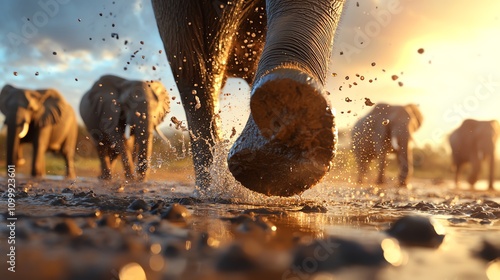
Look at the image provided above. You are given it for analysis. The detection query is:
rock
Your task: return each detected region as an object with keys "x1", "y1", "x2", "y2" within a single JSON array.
[
  {"x1": 478, "y1": 240, "x2": 500, "y2": 261},
  {"x1": 300, "y1": 204, "x2": 328, "y2": 213},
  {"x1": 161, "y1": 203, "x2": 191, "y2": 223},
  {"x1": 386, "y1": 215, "x2": 445, "y2": 248},
  {"x1": 291, "y1": 236, "x2": 387, "y2": 272},
  {"x1": 127, "y1": 199, "x2": 151, "y2": 212},
  {"x1": 215, "y1": 243, "x2": 259, "y2": 271},
  {"x1": 54, "y1": 219, "x2": 83, "y2": 237}
]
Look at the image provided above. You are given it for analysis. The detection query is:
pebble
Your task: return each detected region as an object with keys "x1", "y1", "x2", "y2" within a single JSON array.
[{"x1": 386, "y1": 215, "x2": 445, "y2": 248}]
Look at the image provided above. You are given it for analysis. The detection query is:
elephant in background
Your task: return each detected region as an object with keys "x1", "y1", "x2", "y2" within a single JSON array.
[
  {"x1": 449, "y1": 119, "x2": 500, "y2": 190},
  {"x1": 152, "y1": 0, "x2": 344, "y2": 196},
  {"x1": 0, "y1": 84, "x2": 77, "y2": 178},
  {"x1": 351, "y1": 103, "x2": 423, "y2": 187},
  {"x1": 80, "y1": 75, "x2": 170, "y2": 182}
]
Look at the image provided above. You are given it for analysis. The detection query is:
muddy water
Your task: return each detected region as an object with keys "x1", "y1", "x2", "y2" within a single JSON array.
[{"x1": 1, "y1": 174, "x2": 499, "y2": 280}]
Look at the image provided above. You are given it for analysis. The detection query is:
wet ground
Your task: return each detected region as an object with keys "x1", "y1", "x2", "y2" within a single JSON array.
[{"x1": 1, "y1": 175, "x2": 500, "y2": 280}]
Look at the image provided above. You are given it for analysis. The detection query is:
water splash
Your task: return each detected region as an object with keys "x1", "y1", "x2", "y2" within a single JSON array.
[{"x1": 195, "y1": 140, "x2": 304, "y2": 206}]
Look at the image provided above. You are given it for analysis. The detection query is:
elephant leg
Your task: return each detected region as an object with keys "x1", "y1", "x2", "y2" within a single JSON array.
[
  {"x1": 454, "y1": 163, "x2": 462, "y2": 188},
  {"x1": 488, "y1": 154, "x2": 495, "y2": 190},
  {"x1": 97, "y1": 145, "x2": 113, "y2": 180},
  {"x1": 117, "y1": 137, "x2": 135, "y2": 181},
  {"x1": 227, "y1": 0, "x2": 344, "y2": 196},
  {"x1": 356, "y1": 158, "x2": 369, "y2": 184},
  {"x1": 468, "y1": 156, "x2": 481, "y2": 189},
  {"x1": 397, "y1": 149, "x2": 412, "y2": 187},
  {"x1": 135, "y1": 134, "x2": 153, "y2": 182},
  {"x1": 32, "y1": 128, "x2": 50, "y2": 177},
  {"x1": 376, "y1": 154, "x2": 387, "y2": 185},
  {"x1": 17, "y1": 145, "x2": 26, "y2": 166},
  {"x1": 61, "y1": 133, "x2": 77, "y2": 179}
]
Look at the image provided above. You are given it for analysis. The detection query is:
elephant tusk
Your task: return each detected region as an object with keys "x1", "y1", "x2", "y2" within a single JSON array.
[
  {"x1": 125, "y1": 124, "x2": 131, "y2": 139},
  {"x1": 391, "y1": 136, "x2": 400, "y2": 151},
  {"x1": 155, "y1": 126, "x2": 174, "y2": 152},
  {"x1": 18, "y1": 122, "x2": 29, "y2": 138}
]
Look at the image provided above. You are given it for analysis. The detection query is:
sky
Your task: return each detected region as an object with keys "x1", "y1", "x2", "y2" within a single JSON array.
[{"x1": 1, "y1": 0, "x2": 500, "y2": 149}]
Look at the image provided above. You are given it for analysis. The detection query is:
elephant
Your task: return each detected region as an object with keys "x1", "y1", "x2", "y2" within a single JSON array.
[
  {"x1": 79, "y1": 75, "x2": 170, "y2": 182},
  {"x1": 0, "y1": 84, "x2": 77, "y2": 178},
  {"x1": 449, "y1": 119, "x2": 500, "y2": 190},
  {"x1": 351, "y1": 103, "x2": 423, "y2": 187},
  {"x1": 152, "y1": 0, "x2": 345, "y2": 196}
]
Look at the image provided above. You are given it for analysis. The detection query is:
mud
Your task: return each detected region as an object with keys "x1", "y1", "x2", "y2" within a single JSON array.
[{"x1": 1, "y1": 176, "x2": 500, "y2": 280}]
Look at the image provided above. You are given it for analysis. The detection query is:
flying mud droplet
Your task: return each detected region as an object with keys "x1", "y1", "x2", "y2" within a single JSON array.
[
  {"x1": 371, "y1": 62, "x2": 376, "y2": 66},
  {"x1": 345, "y1": 97, "x2": 352, "y2": 103},
  {"x1": 331, "y1": 73, "x2": 337, "y2": 77},
  {"x1": 35, "y1": 72, "x2": 39, "y2": 76},
  {"x1": 111, "y1": 33, "x2": 119, "y2": 40},
  {"x1": 364, "y1": 98, "x2": 375, "y2": 106},
  {"x1": 75, "y1": 78, "x2": 78, "y2": 81},
  {"x1": 13, "y1": 71, "x2": 18, "y2": 76},
  {"x1": 52, "y1": 51, "x2": 57, "y2": 55},
  {"x1": 230, "y1": 127, "x2": 237, "y2": 138},
  {"x1": 418, "y1": 48, "x2": 424, "y2": 54},
  {"x1": 345, "y1": 76, "x2": 349, "y2": 80},
  {"x1": 194, "y1": 96, "x2": 201, "y2": 110},
  {"x1": 382, "y1": 119, "x2": 390, "y2": 126},
  {"x1": 152, "y1": 66, "x2": 156, "y2": 71},
  {"x1": 398, "y1": 81, "x2": 404, "y2": 87},
  {"x1": 391, "y1": 75, "x2": 398, "y2": 81}
]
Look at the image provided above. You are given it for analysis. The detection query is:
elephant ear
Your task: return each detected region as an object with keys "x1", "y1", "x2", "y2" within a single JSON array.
[
  {"x1": 33, "y1": 89, "x2": 65, "y2": 126},
  {"x1": 405, "y1": 104, "x2": 423, "y2": 132},
  {"x1": 145, "y1": 81, "x2": 170, "y2": 127},
  {"x1": 0, "y1": 85, "x2": 16, "y2": 116}
]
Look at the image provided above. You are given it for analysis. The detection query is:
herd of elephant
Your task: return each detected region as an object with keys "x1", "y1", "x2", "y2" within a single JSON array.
[
  {"x1": 1, "y1": 0, "x2": 499, "y2": 196},
  {"x1": 2, "y1": 81, "x2": 498, "y2": 194}
]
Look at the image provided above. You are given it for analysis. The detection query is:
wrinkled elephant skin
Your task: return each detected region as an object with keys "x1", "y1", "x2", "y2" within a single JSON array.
[
  {"x1": 152, "y1": 0, "x2": 345, "y2": 196},
  {"x1": 449, "y1": 119, "x2": 500, "y2": 190},
  {"x1": 80, "y1": 75, "x2": 170, "y2": 182},
  {"x1": 0, "y1": 84, "x2": 78, "y2": 179},
  {"x1": 352, "y1": 103, "x2": 423, "y2": 187}
]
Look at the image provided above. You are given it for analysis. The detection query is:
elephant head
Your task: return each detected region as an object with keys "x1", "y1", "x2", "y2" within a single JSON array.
[
  {"x1": 80, "y1": 75, "x2": 170, "y2": 182},
  {"x1": 0, "y1": 84, "x2": 77, "y2": 178},
  {"x1": 352, "y1": 103, "x2": 423, "y2": 187},
  {"x1": 152, "y1": 0, "x2": 345, "y2": 196},
  {"x1": 449, "y1": 119, "x2": 500, "y2": 190}
]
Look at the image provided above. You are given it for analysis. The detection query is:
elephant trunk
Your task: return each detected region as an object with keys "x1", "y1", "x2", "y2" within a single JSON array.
[
  {"x1": 6, "y1": 119, "x2": 22, "y2": 169},
  {"x1": 135, "y1": 132, "x2": 153, "y2": 182},
  {"x1": 394, "y1": 131, "x2": 412, "y2": 187}
]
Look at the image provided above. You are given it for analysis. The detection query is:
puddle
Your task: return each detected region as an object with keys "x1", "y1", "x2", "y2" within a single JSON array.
[{"x1": 0, "y1": 176, "x2": 499, "y2": 280}]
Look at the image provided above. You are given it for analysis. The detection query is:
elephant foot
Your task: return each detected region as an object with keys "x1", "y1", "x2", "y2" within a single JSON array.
[{"x1": 227, "y1": 68, "x2": 336, "y2": 197}]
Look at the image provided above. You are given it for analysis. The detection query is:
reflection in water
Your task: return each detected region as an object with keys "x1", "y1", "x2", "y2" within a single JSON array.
[
  {"x1": 118, "y1": 262, "x2": 146, "y2": 280},
  {"x1": 487, "y1": 259, "x2": 500, "y2": 280},
  {"x1": 381, "y1": 238, "x2": 405, "y2": 267}
]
